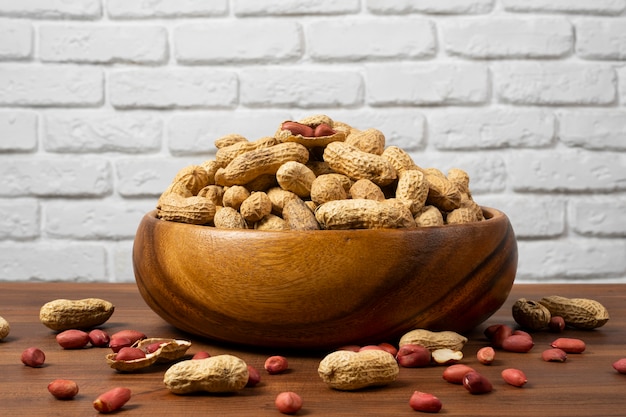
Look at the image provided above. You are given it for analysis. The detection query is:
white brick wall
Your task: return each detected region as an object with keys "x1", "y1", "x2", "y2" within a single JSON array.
[{"x1": 0, "y1": 0, "x2": 624, "y2": 283}]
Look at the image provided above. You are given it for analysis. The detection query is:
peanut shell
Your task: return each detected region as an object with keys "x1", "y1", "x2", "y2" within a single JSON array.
[
  {"x1": 164, "y1": 355, "x2": 249, "y2": 394},
  {"x1": 539, "y1": 295, "x2": 609, "y2": 329},
  {"x1": 323, "y1": 142, "x2": 397, "y2": 186},
  {"x1": 512, "y1": 298, "x2": 551, "y2": 331},
  {"x1": 318, "y1": 349, "x2": 399, "y2": 391},
  {"x1": 40, "y1": 298, "x2": 114, "y2": 331},
  {"x1": 399, "y1": 329, "x2": 468, "y2": 352},
  {"x1": 0, "y1": 315, "x2": 9, "y2": 340},
  {"x1": 315, "y1": 199, "x2": 415, "y2": 230},
  {"x1": 106, "y1": 338, "x2": 191, "y2": 372}
]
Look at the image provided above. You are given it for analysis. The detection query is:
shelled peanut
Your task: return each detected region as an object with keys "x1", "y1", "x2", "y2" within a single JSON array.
[{"x1": 156, "y1": 115, "x2": 485, "y2": 230}]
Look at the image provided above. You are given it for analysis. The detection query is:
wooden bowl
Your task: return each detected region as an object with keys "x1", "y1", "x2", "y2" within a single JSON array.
[{"x1": 133, "y1": 207, "x2": 517, "y2": 350}]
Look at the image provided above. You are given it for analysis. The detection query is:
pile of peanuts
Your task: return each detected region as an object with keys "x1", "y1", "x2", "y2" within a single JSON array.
[{"x1": 156, "y1": 114, "x2": 484, "y2": 230}]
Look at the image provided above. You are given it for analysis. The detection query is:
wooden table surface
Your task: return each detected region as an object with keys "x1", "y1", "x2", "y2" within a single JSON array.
[{"x1": 0, "y1": 282, "x2": 625, "y2": 417}]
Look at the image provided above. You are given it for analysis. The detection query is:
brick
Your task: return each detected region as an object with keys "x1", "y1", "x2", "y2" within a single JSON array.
[
  {"x1": 45, "y1": 200, "x2": 154, "y2": 240},
  {"x1": 0, "y1": 111, "x2": 37, "y2": 152},
  {"x1": 477, "y1": 195, "x2": 565, "y2": 238},
  {"x1": 508, "y1": 149, "x2": 626, "y2": 192},
  {"x1": 570, "y1": 198, "x2": 626, "y2": 237},
  {"x1": 107, "y1": 0, "x2": 227, "y2": 18},
  {"x1": 0, "y1": 158, "x2": 112, "y2": 197},
  {"x1": 0, "y1": 0, "x2": 101, "y2": 19},
  {"x1": 109, "y1": 69, "x2": 237, "y2": 109},
  {"x1": 367, "y1": 62, "x2": 488, "y2": 106},
  {"x1": 44, "y1": 112, "x2": 162, "y2": 153},
  {"x1": 0, "y1": 199, "x2": 39, "y2": 239},
  {"x1": 502, "y1": 0, "x2": 626, "y2": 15},
  {"x1": 115, "y1": 157, "x2": 202, "y2": 197},
  {"x1": 516, "y1": 239, "x2": 626, "y2": 280},
  {"x1": 558, "y1": 110, "x2": 626, "y2": 150},
  {"x1": 307, "y1": 17, "x2": 435, "y2": 61},
  {"x1": 494, "y1": 62, "x2": 616, "y2": 105},
  {"x1": 0, "y1": 18, "x2": 32, "y2": 59},
  {"x1": 367, "y1": 0, "x2": 494, "y2": 14},
  {"x1": 167, "y1": 110, "x2": 292, "y2": 155},
  {"x1": 0, "y1": 243, "x2": 106, "y2": 281},
  {"x1": 113, "y1": 241, "x2": 135, "y2": 283},
  {"x1": 576, "y1": 19, "x2": 626, "y2": 60},
  {"x1": 442, "y1": 17, "x2": 572, "y2": 58},
  {"x1": 619, "y1": 67, "x2": 626, "y2": 104},
  {"x1": 293, "y1": 109, "x2": 426, "y2": 151},
  {"x1": 429, "y1": 108, "x2": 555, "y2": 149},
  {"x1": 418, "y1": 152, "x2": 507, "y2": 193},
  {"x1": 240, "y1": 67, "x2": 363, "y2": 108},
  {"x1": 174, "y1": 21, "x2": 301, "y2": 64},
  {"x1": 234, "y1": 0, "x2": 359, "y2": 16},
  {"x1": 40, "y1": 25, "x2": 167, "y2": 64},
  {"x1": 572, "y1": 199, "x2": 626, "y2": 238},
  {"x1": 0, "y1": 65, "x2": 102, "y2": 107}
]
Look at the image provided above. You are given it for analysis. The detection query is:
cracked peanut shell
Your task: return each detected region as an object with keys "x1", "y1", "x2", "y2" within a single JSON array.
[{"x1": 106, "y1": 338, "x2": 191, "y2": 372}]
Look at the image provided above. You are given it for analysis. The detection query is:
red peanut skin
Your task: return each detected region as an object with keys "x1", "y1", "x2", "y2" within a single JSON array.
[
  {"x1": 476, "y1": 346, "x2": 495, "y2": 365},
  {"x1": 377, "y1": 343, "x2": 398, "y2": 357},
  {"x1": 409, "y1": 391, "x2": 442, "y2": 413},
  {"x1": 281, "y1": 121, "x2": 314, "y2": 137},
  {"x1": 56, "y1": 329, "x2": 90, "y2": 349},
  {"x1": 396, "y1": 344, "x2": 432, "y2": 368},
  {"x1": 502, "y1": 334, "x2": 534, "y2": 353},
  {"x1": 265, "y1": 355, "x2": 288, "y2": 374},
  {"x1": 115, "y1": 347, "x2": 146, "y2": 361},
  {"x1": 88, "y1": 329, "x2": 110, "y2": 347},
  {"x1": 551, "y1": 337, "x2": 586, "y2": 353},
  {"x1": 110, "y1": 330, "x2": 146, "y2": 344},
  {"x1": 512, "y1": 329, "x2": 532, "y2": 339},
  {"x1": 93, "y1": 387, "x2": 131, "y2": 413},
  {"x1": 275, "y1": 391, "x2": 303, "y2": 415},
  {"x1": 314, "y1": 123, "x2": 335, "y2": 137},
  {"x1": 108, "y1": 336, "x2": 132, "y2": 353},
  {"x1": 442, "y1": 364, "x2": 476, "y2": 384},
  {"x1": 491, "y1": 324, "x2": 513, "y2": 348},
  {"x1": 549, "y1": 316, "x2": 566, "y2": 333},
  {"x1": 192, "y1": 351, "x2": 211, "y2": 360},
  {"x1": 612, "y1": 358, "x2": 626, "y2": 374},
  {"x1": 501, "y1": 368, "x2": 527, "y2": 387},
  {"x1": 21, "y1": 347, "x2": 45, "y2": 367},
  {"x1": 542, "y1": 348, "x2": 567, "y2": 362},
  {"x1": 483, "y1": 323, "x2": 503, "y2": 340},
  {"x1": 359, "y1": 344, "x2": 385, "y2": 352},
  {"x1": 48, "y1": 379, "x2": 79, "y2": 400},
  {"x1": 246, "y1": 365, "x2": 262, "y2": 387},
  {"x1": 463, "y1": 371, "x2": 493, "y2": 394}
]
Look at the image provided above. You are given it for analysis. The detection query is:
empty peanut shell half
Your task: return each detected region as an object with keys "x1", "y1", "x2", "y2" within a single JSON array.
[{"x1": 106, "y1": 338, "x2": 191, "y2": 372}]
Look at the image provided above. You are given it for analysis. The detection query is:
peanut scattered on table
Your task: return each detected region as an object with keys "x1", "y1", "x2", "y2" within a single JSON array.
[
  {"x1": 48, "y1": 379, "x2": 79, "y2": 400},
  {"x1": 0, "y1": 315, "x2": 9, "y2": 340},
  {"x1": 163, "y1": 355, "x2": 249, "y2": 394},
  {"x1": 317, "y1": 349, "x2": 399, "y2": 391},
  {"x1": 39, "y1": 298, "x2": 115, "y2": 331},
  {"x1": 539, "y1": 295, "x2": 610, "y2": 330}
]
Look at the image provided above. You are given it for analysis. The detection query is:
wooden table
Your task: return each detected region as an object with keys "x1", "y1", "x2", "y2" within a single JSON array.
[{"x1": 0, "y1": 283, "x2": 625, "y2": 416}]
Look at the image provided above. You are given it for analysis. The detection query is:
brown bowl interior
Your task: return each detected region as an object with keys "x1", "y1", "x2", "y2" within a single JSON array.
[{"x1": 133, "y1": 207, "x2": 517, "y2": 349}]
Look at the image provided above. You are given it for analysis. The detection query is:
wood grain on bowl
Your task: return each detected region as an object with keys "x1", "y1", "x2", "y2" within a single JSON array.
[{"x1": 133, "y1": 207, "x2": 517, "y2": 349}]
